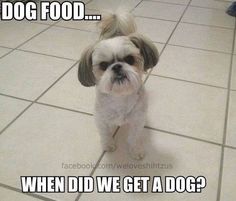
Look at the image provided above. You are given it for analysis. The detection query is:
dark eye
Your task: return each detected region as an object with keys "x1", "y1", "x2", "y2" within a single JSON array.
[
  {"x1": 124, "y1": 55, "x2": 135, "y2": 65},
  {"x1": 99, "y1": 62, "x2": 109, "y2": 71}
]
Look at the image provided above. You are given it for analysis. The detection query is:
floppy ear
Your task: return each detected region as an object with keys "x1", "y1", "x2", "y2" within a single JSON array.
[
  {"x1": 129, "y1": 33, "x2": 159, "y2": 71},
  {"x1": 78, "y1": 45, "x2": 96, "y2": 87}
]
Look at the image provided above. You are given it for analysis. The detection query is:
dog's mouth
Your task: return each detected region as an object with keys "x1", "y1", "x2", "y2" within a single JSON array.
[{"x1": 112, "y1": 73, "x2": 128, "y2": 84}]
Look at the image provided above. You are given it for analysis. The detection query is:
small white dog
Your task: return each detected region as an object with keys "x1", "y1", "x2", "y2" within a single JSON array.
[{"x1": 78, "y1": 13, "x2": 159, "y2": 160}]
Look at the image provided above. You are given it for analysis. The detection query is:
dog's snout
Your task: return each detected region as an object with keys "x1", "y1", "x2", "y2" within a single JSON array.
[{"x1": 112, "y1": 64, "x2": 122, "y2": 73}]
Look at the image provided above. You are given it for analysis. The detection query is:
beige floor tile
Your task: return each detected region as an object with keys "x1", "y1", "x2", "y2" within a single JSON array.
[
  {"x1": 57, "y1": 9, "x2": 101, "y2": 32},
  {"x1": 152, "y1": 45, "x2": 231, "y2": 87},
  {"x1": 226, "y1": 91, "x2": 236, "y2": 147},
  {"x1": 0, "y1": 47, "x2": 11, "y2": 57},
  {"x1": 0, "y1": 187, "x2": 42, "y2": 201},
  {"x1": 170, "y1": 23, "x2": 233, "y2": 53},
  {"x1": 0, "y1": 50, "x2": 74, "y2": 100},
  {"x1": 135, "y1": 17, "x2": 176, "y2": 43},
  {"x1": 220, "y1": 148, "x2": 236, "y2": 201},
  {"x1": 133, "y1": 1, "x2": 185, "y2": 21},
  {"x1": 87, "y1": 0, "x2": 141, "y2": 11},
  {"x1": 182, "y1": 6, "x2": 235, "y2": 28},
  {"x1": 0, "y1": 96, "x2": 30, "y2": 131},
  {"x1": 190, "y1": 0, "x2": 230, "y2": 9},
  {"x1": 38, "y1": 67, "x2": 95, "y2": 114},
  {"x1": 147, "y1": 0, "x2": 190, "y2": 5},
  {"x1": 231, "y1": 56, "x2": 236, "y2": 90},
  {"x1": 80, "y1": 127, "x2": 221, "y2": 201},
  {"x1": 0, "y1": 104, "x2": 102, "y2": 201},
  {"x1": 20, "y1": 26, "x2": 97, "y2": 60},
  {"x1": 145, "y1": 76, "x2": 227, "y2": 143},
  {"x1": 0, "y1": 21, "x2": 48, "y2": 48}
]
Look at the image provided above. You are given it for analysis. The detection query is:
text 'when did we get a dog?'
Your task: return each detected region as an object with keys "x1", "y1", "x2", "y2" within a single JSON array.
[
  {"x1": 0, "y1": 1, "x2": 101, "y2": 21},
  {"x1": 21, "y1": 176, "x2": 207, "y2": 194}
]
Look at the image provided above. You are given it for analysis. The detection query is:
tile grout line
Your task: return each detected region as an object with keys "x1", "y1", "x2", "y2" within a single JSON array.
[
  {"x1": 178, "y1": 21, "x2": 234, "y2": 30},
  {"x1": 167, "y1": 43, "x2": 232, "y2": 55},
  {"x1": 16, "y1": 48, "x2": 77, "y2": 61},
  {"x1": 143, "y1": 0, "x2": 192, "y2": 84},
  {"x1": 181, "y1": 21, "x2": 234, "y2": 30},
  {"x1": 0, "y1": 93, "x2": 33, "y2": 103},
  {"x1": 36, "y1": 101, "x2": 94, "y2": 117},
  {"x1": 0, "y1": 45, "x2": 77, "y2": 62},
  {"x1": 224, "y1": 144, "x2": 236, "y2": 150},
  {"x1": 0, "y1": 92, "x2": 94, "y2": 117},
  {"x1": 0, "y1": 45, "x2": 77, "y2": 61},
  {"x1": 145, "y1": 126, "x2": 222, "y2": 146},
  {"x1": 52, "y1": 24, "x2": 98, "y2": 33},
  {"x1": 144, "y1": 0, "x2": 230, "y2": 10},
  {"x1": 144, "y1": 0, "x2": 190, "y2": 6},
  {"x1": 0, "y1": 61, "x2": 79, "y2": 136},
  {"x1": 132, "y1": 0, "x2": 145, "y2": 11},
  {"x1": 0, "y1": 183, "x2": 56, "y2": 201},
  {"x1": 134, "y1": 14, "x2": 235, "y2": 30},
  {"x1": 216, "y1": 17, "x2": 236, "y2": 201},
  {"x1": 150, "y1": 74, "x2": 228, "y2": 90},
  {"x1": 214, "y1": 0, "x2": 232, "y2": 3}
]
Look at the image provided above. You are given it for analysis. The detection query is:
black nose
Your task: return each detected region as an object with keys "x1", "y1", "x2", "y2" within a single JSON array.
[{"x1": 112, "y1": 64, "x2": 122, "y2": 73}]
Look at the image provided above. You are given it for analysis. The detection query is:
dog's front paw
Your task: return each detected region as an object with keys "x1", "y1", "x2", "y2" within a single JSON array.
[
  {"x1": 129, "y1": 146, "x2": 145, "y2": 160},
  {"x1": 102, "y1": 139, "x2": 117, "y2": 152}
]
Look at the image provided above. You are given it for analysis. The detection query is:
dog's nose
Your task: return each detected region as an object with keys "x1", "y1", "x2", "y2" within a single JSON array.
[{"x1": 112, "y1": 64, "x2": 122, "y2": 73}]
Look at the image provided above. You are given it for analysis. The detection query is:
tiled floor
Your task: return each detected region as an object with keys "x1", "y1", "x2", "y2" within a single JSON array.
[{"x1": 0, "y1": 0, "x2": 235, "y2": 201}]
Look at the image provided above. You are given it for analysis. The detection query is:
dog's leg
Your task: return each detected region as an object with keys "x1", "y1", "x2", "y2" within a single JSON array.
[
  {"x1": 127, "y1": 116, "x2": 145, "y2": 160},
  {"x1": 96, "y1": 120, "x2": 117, "y2": 152}
]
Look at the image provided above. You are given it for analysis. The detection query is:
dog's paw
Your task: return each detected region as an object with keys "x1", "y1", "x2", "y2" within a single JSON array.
[
  {"x1": 102, "y1": 139, "x2": 117, "y2": 152},
  {"x1": 129, "y1": 146, "x2": 145, "y2": 160}
]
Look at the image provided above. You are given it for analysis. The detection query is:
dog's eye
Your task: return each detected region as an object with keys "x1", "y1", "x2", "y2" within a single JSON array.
[
  {"x1": 124, "y1": 55, "x2": 135, "y2": 65},
  {"x1": 99, "y1": 62, "x2": 109, "y2": 71}
]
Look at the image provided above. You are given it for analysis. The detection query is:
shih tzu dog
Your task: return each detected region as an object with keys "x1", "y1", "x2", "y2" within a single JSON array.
[{"x1": 78, "y1": 13, "x2": 159, "y2": 160}]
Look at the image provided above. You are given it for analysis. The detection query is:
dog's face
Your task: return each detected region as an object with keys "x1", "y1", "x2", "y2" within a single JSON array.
[
  {"x1": 92, "y1": 37, "x2": 143, "y2": 95},
  {"x1": 78, "y1": 34, "x2": 159, "y2": 96}
]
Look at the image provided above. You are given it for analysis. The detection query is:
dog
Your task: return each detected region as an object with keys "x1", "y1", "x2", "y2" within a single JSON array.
[{"x1": 78, "y1": 12, "x2": 159, "y2": 160}]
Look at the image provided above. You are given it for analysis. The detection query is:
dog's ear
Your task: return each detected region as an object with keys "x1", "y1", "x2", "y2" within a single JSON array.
[
  {"x1": 78, "y1": 45, "x2": 96, "y2": 87},
  {"x1": 129, "y1": 33, "x2": 159, "y2": 71}
]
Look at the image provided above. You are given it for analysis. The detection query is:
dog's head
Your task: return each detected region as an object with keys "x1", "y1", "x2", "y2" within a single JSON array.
[{"x1": 78, "y1": 34, "x2": 159, "y2": 96}]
